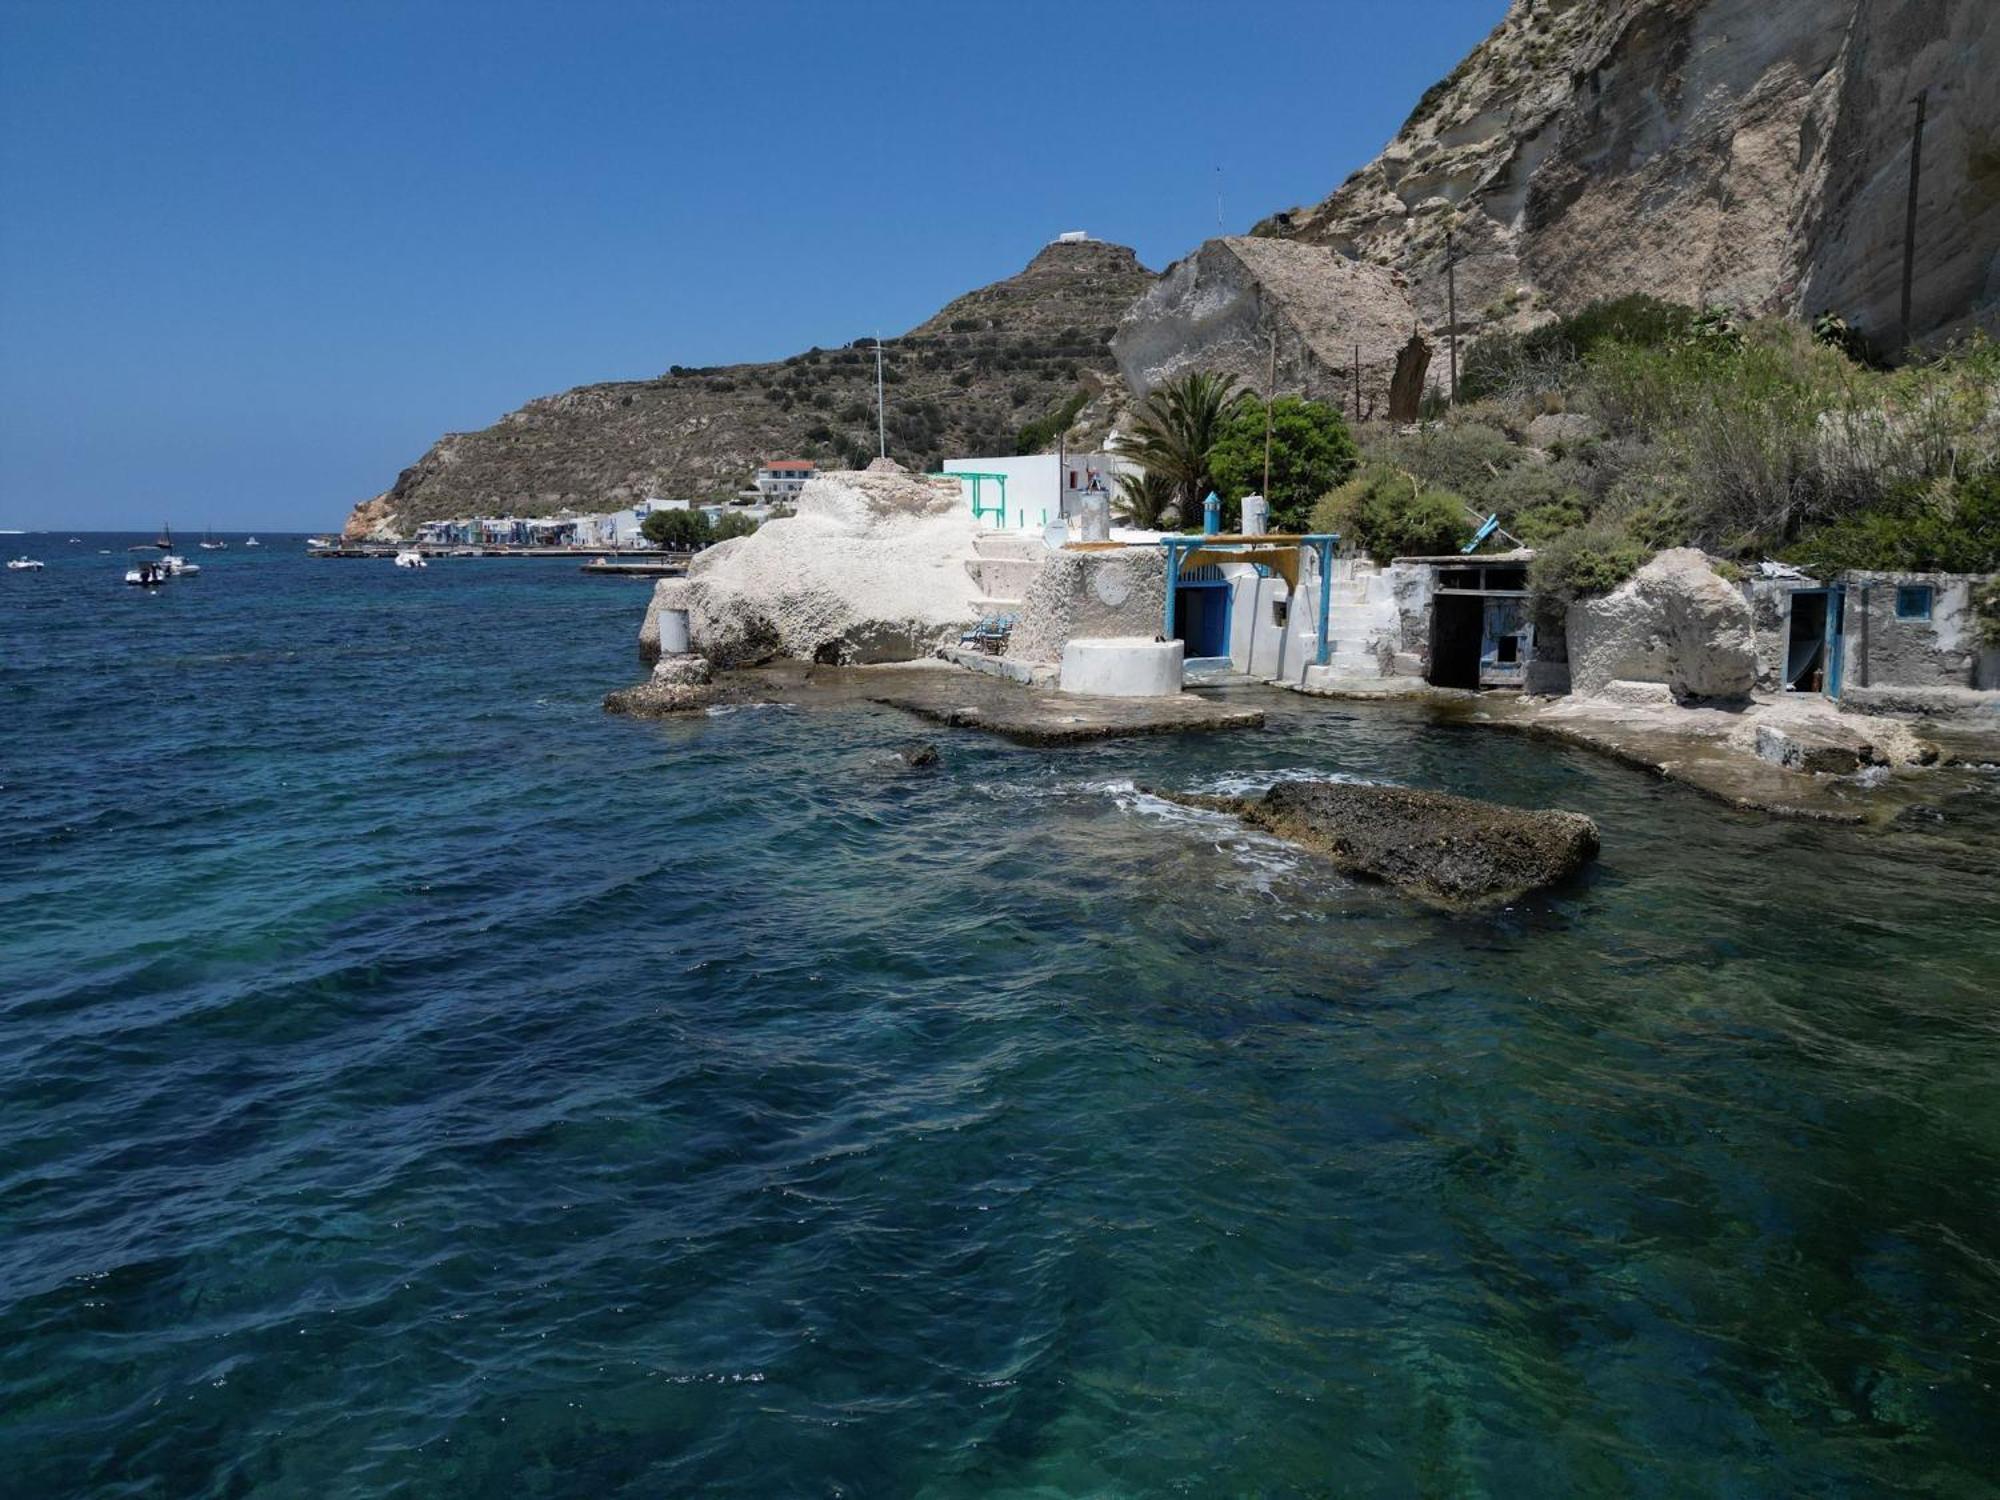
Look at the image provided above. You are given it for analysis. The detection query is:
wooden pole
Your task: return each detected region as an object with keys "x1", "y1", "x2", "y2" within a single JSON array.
[
  {"x1": 1445, "y1": 230, "x2": 1458, "y2": 409},
  {"x1": 1353, "y1": 343, "x2": 1361, "y2": 421},
  {"x1": 1900, "y1": 90, "x2": 1927, "y2": 354},
  {"x1": 1263, "y1": 325, "x2": 1277, "y2": 502}
]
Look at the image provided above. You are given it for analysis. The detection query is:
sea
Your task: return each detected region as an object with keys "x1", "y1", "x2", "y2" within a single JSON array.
[{"x1": 4, "y1": 534, "x2": 1999, "y2": 1497}]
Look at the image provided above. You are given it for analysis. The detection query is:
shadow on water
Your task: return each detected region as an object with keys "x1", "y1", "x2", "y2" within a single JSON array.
[{"x1": 3, "y1": 548, "x2": 1999, "y2": 1496}]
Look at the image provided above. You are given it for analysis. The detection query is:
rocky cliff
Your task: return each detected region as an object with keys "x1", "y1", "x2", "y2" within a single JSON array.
[
  {"x1": 349, "y1": 239, "x2": 1153, "y2": 536},
  {"x1": 1252, "y1": 0, "x2": 1998, "y2": 355}
]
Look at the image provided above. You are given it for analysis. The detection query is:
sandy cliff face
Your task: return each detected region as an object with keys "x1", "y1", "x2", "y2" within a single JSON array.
[{"x1": 1255, "y1": 0, "x2": 1998, "y2": 352}]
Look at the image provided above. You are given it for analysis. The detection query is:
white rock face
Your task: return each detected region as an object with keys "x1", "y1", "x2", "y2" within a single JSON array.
[
  {"x1": 1568, "y1": 549, "x2": 1759, "y2": 702},
  {"x1": 1255, "y1": 0, "x2": 1998, "y2": 353},
  {"x1": 658, "y1": 464, "x2": 982, "y2": 666}
]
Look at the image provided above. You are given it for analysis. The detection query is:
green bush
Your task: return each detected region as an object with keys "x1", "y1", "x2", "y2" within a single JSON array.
[
  {"x1": 1973, "y1": 578, "x2": 2000, "y2": 648},
  {"x1": 1460, "y1": 295, "x2": 1698, "y2": 402},
  {"x1": 1208, "y1": 394, "x2": 1358, "y2": 531},
  {"x1": 712, "y1": 511, "x2": 760, "y2": 541},
  {"x1": 1526, "y1": 522, "x2": 1649, "y2": 611},
  {"x1": 1312, "y1": 464, "x2": 1469, "y2": 563},
  {"x1": 1786, "y1": 469, "x2": 2000, "y2": 576},
  {"x1": 1367, "y1": 421, "x2": 1520, "y2": 503}
]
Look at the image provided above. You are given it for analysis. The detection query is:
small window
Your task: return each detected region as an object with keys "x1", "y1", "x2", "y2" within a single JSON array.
[
  {"x1": 1895, "y1": 585, "x2": 1933, "y2": 621},
  {"x1": 1496, "y1": 636, "x2": 1519, "y2": 663},
  {"x1": 1271, "y1": 598, "x2": 1289, "y2": 628}
]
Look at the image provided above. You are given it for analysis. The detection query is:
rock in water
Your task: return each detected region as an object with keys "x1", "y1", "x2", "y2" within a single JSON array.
[
  {"x1": 898, "y1": 742, "x2": 941, "y2": 768},
  {"x1": 1153, "y1": 781, "x2": 1598, "y2": 903}
]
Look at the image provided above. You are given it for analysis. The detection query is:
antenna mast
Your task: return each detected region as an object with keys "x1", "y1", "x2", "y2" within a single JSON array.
[{"x1": 875, "y1": 334, "x2": 886, "y2": 459}]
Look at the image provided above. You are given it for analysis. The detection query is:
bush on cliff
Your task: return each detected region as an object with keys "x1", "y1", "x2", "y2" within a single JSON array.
[
  {"x1": 1312, "y1": 464, "x2": 1469, "y2": 563},
  {"x1": 1526, "y1": 522, "x2": 1650, "y2": 613},
  {"x1": 1786, "y1": 468, "x2": 2000, "y2": 576},
  {"x1": 1209, "y1": 395, "x2": 1358, "y2": 531}
]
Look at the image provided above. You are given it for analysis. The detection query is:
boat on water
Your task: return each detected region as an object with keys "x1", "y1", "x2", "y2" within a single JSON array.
[
  {"x1": 149, "y1": 524, "x2": 200, "y2": 576},
  {"x1": 394, "y1": 547, "x2": 427, "y2": 568},
  {"x1": 245, "y1": 536, "x2": 261, "y2": 548},
  {"x1": 7, "y1": 556, "x2": 45, "y2": 570},
  {"x1": 198, "y1": 526, "x2": 227, "y2": 550},
  {"x1": 124, "y1": 560, "x2": 167, "y2": 586}
]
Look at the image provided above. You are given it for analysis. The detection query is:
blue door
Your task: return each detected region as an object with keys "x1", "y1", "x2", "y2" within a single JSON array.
[{"x1": 1174, "y1": 581, "x2": 1231, "y2": 660}]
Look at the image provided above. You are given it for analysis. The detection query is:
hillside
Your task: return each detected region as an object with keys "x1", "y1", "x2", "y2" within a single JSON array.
[
  {"x1": 350, "y1": 239, "x2": 1154, "y2": 535},
  {"x1": 1251, "y1": 0, "x2": 1999, "y2": 357}
]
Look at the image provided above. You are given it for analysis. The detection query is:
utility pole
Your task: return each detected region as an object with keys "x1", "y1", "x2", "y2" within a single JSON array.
[
  {"x1": 1445, "y1": 230, "x2": 1459, "y2": 409},
  {"x1": 1900, "y1": 90, "x2": 1928, "y2": 354},
  {"x1": 1215, "y1": 165, "x2": 1223, "y2": 229},
  {"x1": 1352, "y1": 343, "x2": 1361, "y2": 422},
  {"x1": 1263, "y1": 325, "x2": 1278, "y2": 505},
  {"x1": 875, "y1": 334, "x2": 886, "y2": 459}
]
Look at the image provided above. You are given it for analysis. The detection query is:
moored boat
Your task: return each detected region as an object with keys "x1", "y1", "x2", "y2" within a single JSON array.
[
  {"x1": 393, "y1": 547, "x2": 427, "y2": 568},
  {"x1": 7, "y1": 556, "x2": 45, "y2": 570}
]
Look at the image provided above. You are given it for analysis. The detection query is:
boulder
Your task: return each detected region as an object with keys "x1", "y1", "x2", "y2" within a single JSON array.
[
  {"x1": 1567, "y1": 548, "x2": 1758, "y2": 702},
  {"x1": 1526, "y1": 413, "x2": 1600, "y2": 449},
  {"x1": 668, "y1": 463, "x2": 982, "y2": 667},
  {"x1": 650, "y1": 652, "x2": 711, "y2": 687},
  {"x1": 898, "y1": 741, "x2": 941, "y2": 768},
  {"x1": 1147, "y1": 780, "x2": 1598, "y2": 903}
]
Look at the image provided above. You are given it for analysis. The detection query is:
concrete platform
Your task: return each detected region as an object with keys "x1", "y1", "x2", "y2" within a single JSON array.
[{"x1": 866, "y1": 672, "x2": 1263, "y2": 746}]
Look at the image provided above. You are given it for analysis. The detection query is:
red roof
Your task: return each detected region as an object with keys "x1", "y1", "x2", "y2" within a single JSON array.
[{"x1": 761, "y1": 459, "x2": 814, "y2": 470}]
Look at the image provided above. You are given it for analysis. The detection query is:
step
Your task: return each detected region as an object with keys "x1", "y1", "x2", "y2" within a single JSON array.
[
  {"x1": 973, "y1": 557, "x2": 1043, "y2": 598},
  {"x1": 970, "y1": 595, "x2": 1023, "y2": 617},
  {"x1": 974, "y1": 532, "x2": 1049, "y2": 562}
]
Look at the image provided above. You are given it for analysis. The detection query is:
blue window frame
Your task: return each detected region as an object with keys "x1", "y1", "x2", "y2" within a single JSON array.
[{"x1": 1894, "y1": 584, "x2": 1933, "y2": 621}]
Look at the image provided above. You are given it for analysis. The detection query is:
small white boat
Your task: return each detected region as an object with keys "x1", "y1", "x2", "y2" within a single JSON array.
[
  {"x1": 7, "y1": 556, "x2": 44, "y2": 570},
  {"x1": 394, "y1": 547, "x2": 427, "y2": 568},
  {"x1": 125, "y1": 561, "x2": 167, "y2": 586},
  {"x1": 245, "y1": 536, "x2": 261, "y2": 548},
  {"x1": 159, "y1": 553, "x2": 200, "y2": 576}
]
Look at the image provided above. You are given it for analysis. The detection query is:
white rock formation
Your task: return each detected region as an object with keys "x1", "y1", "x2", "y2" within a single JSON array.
[
  {"x1": 1567, "y1": 549, "x2": 1759, "y2": 702},
  {"x1": 656, "y1": 463, "x2": 982, "y2": 667},
  {"x1": 1254, "y1": 0, "x2": 1998, "y2": 353}
]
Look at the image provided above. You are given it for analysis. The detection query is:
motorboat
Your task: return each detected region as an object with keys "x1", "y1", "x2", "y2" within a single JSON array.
[
  {"x1": 7, "y1": 556, "x2": 44, "y2": 570},
  {"x1": 159, "y1": 553, "x2": 200, "y2": 576},
  {"x1": 394, "y1": 547, "x2": 427, "y2": 568},
  {"x1": 125, "y1": 560, "x2": 167, "y2": 586},
  {"x1": 245, "y1": 536, "x2": 261, "y2": 548}
]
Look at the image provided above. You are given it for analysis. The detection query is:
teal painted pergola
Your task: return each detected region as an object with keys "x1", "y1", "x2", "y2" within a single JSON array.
[
  {"x1": 933, "y1": 470, "x2": 1009, "y2": 527},
  {"x1": 1159, "y1": 533, "x2": 1341, "y2": 666}
]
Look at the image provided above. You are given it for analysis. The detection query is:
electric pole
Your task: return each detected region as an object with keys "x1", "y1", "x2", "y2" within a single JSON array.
[{"x1": 875, "y1": 334, "x2": 886, "y2": 459}]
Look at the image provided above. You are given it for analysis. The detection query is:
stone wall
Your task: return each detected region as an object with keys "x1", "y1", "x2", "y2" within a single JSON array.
[
  {"x1": 1843, "y1": 573, "x2": 1998, "y2": 691},
  {"x1": 1006, "y1": 548, "x2": 1167, "y2": 666}
]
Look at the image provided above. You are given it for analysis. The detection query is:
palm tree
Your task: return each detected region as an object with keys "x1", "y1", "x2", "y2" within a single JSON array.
[
  {"x1": 1112, "y1": 468, "x2": 1178, "y2": 530},
  {"x1": 1122, "y1": 371, "x2": 1247, "y2": 524}
]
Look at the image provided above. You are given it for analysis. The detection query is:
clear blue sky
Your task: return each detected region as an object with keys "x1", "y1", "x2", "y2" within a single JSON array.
[{"x1": 0, "y1": 0, "x2": 1505, "y2": 531}]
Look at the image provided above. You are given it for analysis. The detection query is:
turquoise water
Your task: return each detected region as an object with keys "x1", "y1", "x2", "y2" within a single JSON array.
[{"x1": 4, "y1": 538, "x2": 2000, "y2": 1497}]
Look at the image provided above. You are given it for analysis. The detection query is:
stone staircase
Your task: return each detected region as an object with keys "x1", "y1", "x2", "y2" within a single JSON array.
[
  {"x1": 1306, "y1": 564, "x2": 1424, "y2": 680},
  {"x1": 965, "y1": 531, "x2": 1046, "y2": 618}
]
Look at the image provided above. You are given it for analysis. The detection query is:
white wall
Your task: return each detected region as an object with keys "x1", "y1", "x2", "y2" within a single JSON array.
[{"x1": 944, "y1": 453, "x2": 1135, "y2": 531}]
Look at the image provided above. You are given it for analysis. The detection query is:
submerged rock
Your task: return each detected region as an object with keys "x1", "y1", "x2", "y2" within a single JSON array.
[
  {"x1": 1151, "y1": 780, "x2": 1598, "y2": 903},
  {"x1": 604, "y1": 679, "x2": 738, "y2": 717},
  {"x1": 898, "y1": 741, "x2": 941, "y2": 768}
]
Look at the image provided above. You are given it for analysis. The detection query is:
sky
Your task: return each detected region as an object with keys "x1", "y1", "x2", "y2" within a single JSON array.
[{"x1": 0, "y1": 0, "x2": 1507, "y2": 531}]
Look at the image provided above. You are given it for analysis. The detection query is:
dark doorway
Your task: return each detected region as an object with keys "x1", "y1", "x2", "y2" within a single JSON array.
[
  {"x1": 1430, "y1": 593, "x2": 1484, "y2": 688},
  {"x1": 1785, "y1": 591, "x2": 1829, "y2": 691},
  {"x1": 1174, "y1": 583, "x2": 1230, "y2": 660}
]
